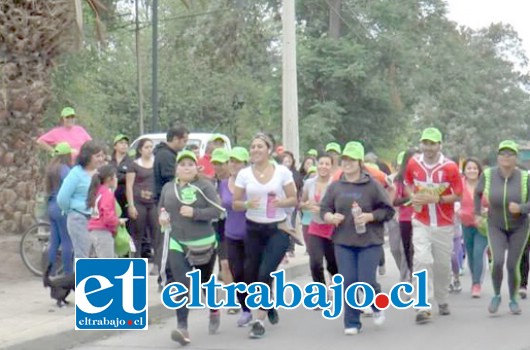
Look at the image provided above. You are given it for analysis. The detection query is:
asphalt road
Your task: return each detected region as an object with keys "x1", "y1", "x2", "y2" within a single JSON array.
[{"x1": 72, "y1": 259, "x2": 530, "y2": 350}]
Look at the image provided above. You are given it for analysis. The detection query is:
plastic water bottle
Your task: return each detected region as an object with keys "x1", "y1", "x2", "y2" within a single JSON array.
[
  {"x1": 351, "y1": 202, "x2": 366, "y2": 234},
  {"x1": 266, "y1": 192, "x2": 277, "y2": 219},
  {"x1": 160, "y1": 208, "x2": 170, "y2": 231}
]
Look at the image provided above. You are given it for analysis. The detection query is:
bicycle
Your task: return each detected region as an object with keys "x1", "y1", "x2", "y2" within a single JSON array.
[{"x1": 20, "y1": 218, "x2": 60, "y2": 276}]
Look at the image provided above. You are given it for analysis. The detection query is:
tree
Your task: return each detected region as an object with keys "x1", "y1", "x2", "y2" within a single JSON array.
[{"x1": 0, "y1": 0, "x2": 108, "y2": 234}]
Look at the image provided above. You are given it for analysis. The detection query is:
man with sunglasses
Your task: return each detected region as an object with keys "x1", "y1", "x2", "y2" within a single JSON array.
[
  {"x1": 37, "y1": 107, "x2": 92, "y2": 160},
  {"x1": 474, "y1": 140, "x2": 530, "y2": 315}
]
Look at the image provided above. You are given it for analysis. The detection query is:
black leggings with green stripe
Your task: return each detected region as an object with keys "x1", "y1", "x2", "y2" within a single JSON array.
[{"x1": 489, "y1": 223, "x2": 529, "y2": 300}]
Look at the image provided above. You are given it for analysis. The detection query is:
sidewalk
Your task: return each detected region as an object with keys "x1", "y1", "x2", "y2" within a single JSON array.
[{"x1": 1, "y1": 246, "x2": 309, "y2": 350}]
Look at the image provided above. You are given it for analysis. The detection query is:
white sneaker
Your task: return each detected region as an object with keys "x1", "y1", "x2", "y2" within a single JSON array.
[
  {"x1": 361, "y1": 307, "x2": 373, "y2": 317},
  {"x1": 344, "y1": 328, "x2": 359, "y2": 335},
  {"x1": 373, "y1": 311, "x2": 385, "y2": 326}
]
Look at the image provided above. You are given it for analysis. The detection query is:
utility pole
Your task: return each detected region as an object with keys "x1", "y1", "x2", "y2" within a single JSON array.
[
  {"x1": 282, "y1": 0, "x2": 300, "y2": 162},
  {"x1": 151, "y1": 0, "x2": 159, "y2": 132},
  {"x1": 135, "y1": 0, "x2": 145, "y2": 135}
]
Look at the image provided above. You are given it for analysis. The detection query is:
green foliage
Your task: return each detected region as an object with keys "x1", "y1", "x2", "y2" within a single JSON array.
[{"x1": 43, "y1": 0, "x2": 530, "y2": 161}]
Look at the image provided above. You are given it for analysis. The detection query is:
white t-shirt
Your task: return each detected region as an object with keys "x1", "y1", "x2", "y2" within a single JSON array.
[{"x1": 235, "y1": 164, "x2": 294, "y2": 223}]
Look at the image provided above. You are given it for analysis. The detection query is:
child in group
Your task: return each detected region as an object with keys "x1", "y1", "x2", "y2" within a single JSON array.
[{"x1": 87, "y1": 165, "x2": 123, "y2": 258}]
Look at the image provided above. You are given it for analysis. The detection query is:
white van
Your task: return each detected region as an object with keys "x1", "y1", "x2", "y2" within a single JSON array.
[{"x1": 129, "y1": 132, "x2": 231, "y2": 158}]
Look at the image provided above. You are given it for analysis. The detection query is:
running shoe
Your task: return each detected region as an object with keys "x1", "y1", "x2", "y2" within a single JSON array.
[
  {"x1": 471, "y1": 284, "x2": 481, "y2": 298},
  {"x1": 227, "y1": 308, "x2": 240, "y2": 315},
  {"x1": 373, "y1": 311, "x2": 386, "y2": 326},
  {"x1": 344, "y1": 327, "x2": 360, "y2": 335},
  {"x1": 439, "y1": 303, "x2": 450, "y2": 316},
  {"x1": 509, "y1": 300, "x2": 522, "y2": 315},
  {"x1": 171, "y1": 329, "x2": 191, "y2": 346},
  {"x1": 249, "y1": 320, "x2": 266, "y2": 339},
  {"x1": 415, "y1": 310, "x2": 432, "y2": 324},
  {"x1": 453, "y1": 280, "x2": 462, "y2": 293},
  {"x1": 237, "y1": 311, "x2": 253, "y2": 327},
  {"x1": 488, "y1": 295, "x2": 501, "y2": 314},
  {"x1": 209, "y1": 310, "x2": 221, "y2": 334}
]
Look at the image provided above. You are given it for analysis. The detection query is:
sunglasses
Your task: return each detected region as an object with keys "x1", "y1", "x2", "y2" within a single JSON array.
[{"x1": 498, "y1": 150, "x2": 517, "y2": 157}]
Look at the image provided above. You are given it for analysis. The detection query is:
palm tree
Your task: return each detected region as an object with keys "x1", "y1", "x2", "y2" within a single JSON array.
[{"x1": 0, "y1": 0, "x2": 106, "y2": 234}]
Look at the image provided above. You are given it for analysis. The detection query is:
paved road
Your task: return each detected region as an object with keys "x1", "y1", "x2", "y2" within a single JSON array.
[{"x1": 72, "y1": 260, "x2": 530, "y2": 350}]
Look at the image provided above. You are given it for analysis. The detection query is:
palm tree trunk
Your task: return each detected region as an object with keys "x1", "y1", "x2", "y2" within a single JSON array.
[{"x1": 0, "y1": 0, "x2": 75, "y2": 234}]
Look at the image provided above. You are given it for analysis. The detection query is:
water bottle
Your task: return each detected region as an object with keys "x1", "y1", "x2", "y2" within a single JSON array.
[
  {"x1": 160, "y1": 208, "x2": 170, "y2": 231},
  {"x1": 266, "y1": 192, "x2": 277, "y2": 219},
  {"x1": 351, "y1": 202, "x2": 366, "y2": 234}
]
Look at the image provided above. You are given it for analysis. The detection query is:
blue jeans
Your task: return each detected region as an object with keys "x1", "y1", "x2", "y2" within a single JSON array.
[
  {"x1": 48, "y1": 201, "x2": 73, "y2": 274},
  {"x1": 462, "y1": 225, "x2": 488, "y2": 285},
  {"x1": 334, "y1": 244, "x2": 382, "y2": 329}
]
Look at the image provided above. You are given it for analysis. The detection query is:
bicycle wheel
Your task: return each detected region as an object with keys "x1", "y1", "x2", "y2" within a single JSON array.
[{"x1": 20, "y1": 222, "x2": 51, "y2": 276}]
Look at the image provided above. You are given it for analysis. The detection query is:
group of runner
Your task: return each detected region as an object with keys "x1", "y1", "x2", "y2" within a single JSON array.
[{"x1": 37, "y1": 107, "x2": 530, "y2": 343}]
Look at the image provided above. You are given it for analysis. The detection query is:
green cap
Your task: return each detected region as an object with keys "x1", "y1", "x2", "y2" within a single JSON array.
[
  {"x1": 396, "y1": 151, "x2": 405, "y2": 166},
  {"x1": 420, "y1": 127, "x2": 442, "y2": 143},
  {"x1": 53, "y1": 142, "x2": 72, "y2": 156},
  {"x1": 210, "y1": 134, "x2": 225, "y2": 143},
  {"x1": 113, "y1": 134, "x2": 129, "y2": 145},
  {"x1": 342, "y1": 141, "x2": 364, "y2": 161},
  {"x1": 211, "y1": 148, "x2": 230, "y2": 164},
  {"x1": 307, "y1": 165, "x2": 317, "y2": 174},
  {"x1": 176, "y1": 150, "x2": 198, "y2": 163},
  {"x1": 61, "y1": 107, "x2": 75, "y2": 118},
  {"x1": 307, "y1": 149, "x2": 318, "y2": 157},
  {"x1": 325, "y1": 142, "x2": 341, "y2": 154},
  {"x1": 498, "y1": 140, "x2": 518, "y2": 154},
  {"x1": 229, "y1": 147, "x2": 249, "y2": 162}
]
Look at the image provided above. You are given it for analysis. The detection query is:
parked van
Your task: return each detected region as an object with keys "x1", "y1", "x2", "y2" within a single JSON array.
[{"x1": 129, "y1": 132, "x2": 231, "y2": 158}]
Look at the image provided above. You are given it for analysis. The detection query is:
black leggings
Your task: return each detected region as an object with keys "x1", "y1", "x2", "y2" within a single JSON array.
[
  {"x1": 307, "y1": 234, "x2": 337, "y2": 284},
  {"x1": 132, "y1": 202, "x2": 158, "y2": 258},
  {"x1": 489, "y1": 224, "x2": 529, "y2": 299},
  {"x1": 520, "y1": 235, "x2": 530, "y2": 289},
  {"x1": 244, "y1": 220, "x2": 290, "y2": 287},
  {"x1": 168, "y1": 249, "x2": 217, "y2": 330},
  {"x1": 226, "y1": 237, "x2": 249, "y2": 312},
  {"x1": 399, "y1": 221, "x2": 414, "y2": 273}
]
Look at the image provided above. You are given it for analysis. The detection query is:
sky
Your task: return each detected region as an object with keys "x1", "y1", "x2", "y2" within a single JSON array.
[{"x1": 445, "y1": 0, "x2": 530, "y2": 58}]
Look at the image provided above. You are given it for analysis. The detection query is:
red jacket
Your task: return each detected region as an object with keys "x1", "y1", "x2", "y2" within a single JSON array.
[
  {"x1": 198, "y1": 154, "x2": 215, "y2": 179},
  {"x1": 88, "y1": 185, "x2": 120, "y2": 235}
]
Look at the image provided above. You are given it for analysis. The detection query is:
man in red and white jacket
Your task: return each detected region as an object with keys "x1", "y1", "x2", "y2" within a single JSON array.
[{"x1": 404, "y1": 127, "x2": 463, "y2": 324}]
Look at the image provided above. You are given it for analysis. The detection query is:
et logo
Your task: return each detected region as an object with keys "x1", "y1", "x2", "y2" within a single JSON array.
[{"x1": 75, "y1": 259, "x2": 148, "y2": 330}]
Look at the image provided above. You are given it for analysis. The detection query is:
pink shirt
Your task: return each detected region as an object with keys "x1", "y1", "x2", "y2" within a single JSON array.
[
  {"x1": 307, "y1": 193, "x2": 334, "y2": 239},
  {"x1": 308, "y1": 221, "x2": 334, "y2": 238},
  {"x1": 38, "y1": 125, "x2": 92, "y2": 159},
  {"x1": 88, "y1": 185, "x2": 120, "y2": 235},
  {"x1": 460, "y1": 179, "x2": 487, "y2": 227}
]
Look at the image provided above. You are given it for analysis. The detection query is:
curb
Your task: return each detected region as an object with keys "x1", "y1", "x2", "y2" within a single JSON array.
[{"x1": 6, "y1": 259, "x2": 309, "y2": 350}]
